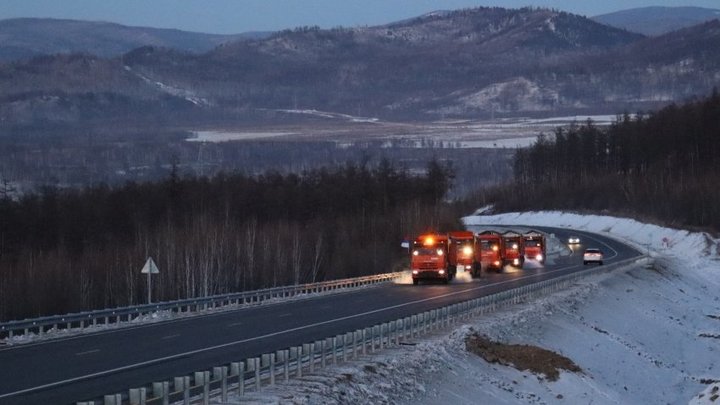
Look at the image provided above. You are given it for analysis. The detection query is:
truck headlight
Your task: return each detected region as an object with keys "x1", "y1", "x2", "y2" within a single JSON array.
[{"x1": 462, "y1": 246, "x2": 473, "y2": 255}]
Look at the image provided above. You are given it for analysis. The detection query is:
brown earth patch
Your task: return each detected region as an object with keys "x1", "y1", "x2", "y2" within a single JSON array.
[{"x1": 465, "y1": 333, "x2": 582, "y2": 381}]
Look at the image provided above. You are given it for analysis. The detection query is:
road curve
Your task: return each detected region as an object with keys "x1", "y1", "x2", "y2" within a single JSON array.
[{"x1": 0, "y1": 226, "x2": 641, "y2": 404}]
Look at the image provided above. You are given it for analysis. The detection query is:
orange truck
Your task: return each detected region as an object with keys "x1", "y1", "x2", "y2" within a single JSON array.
[
  {"x1": 448, "y1": 231, "x2": 477, "y2": 276},
  {"x1": 410, "y1": 233, "x2": 453, "y2": 285},
  {"x1": 502, "y1": 230, "x2": 525, "y2": 268},
  {"x1": 523, "y1": 230, "x2": 546, "y2": 264},
  {"x1": 475, "y1": 231, "x2": 505, "y2": 273}
]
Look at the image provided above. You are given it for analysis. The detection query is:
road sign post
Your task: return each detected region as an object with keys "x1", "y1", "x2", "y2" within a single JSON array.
[{"x1": 140, "y1": 257, "x2": 160, "y2": 304}]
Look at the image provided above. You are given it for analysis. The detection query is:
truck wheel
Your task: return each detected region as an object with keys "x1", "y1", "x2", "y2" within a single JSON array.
[
  {"x1": 443, "y1": 278, "x2": 449, "y2": 284},
  {"x1": 599, "y1": 261, "x2": 604, "y2": 265},
  {"x1": 413, "y1": 279, "x2": 419, "y2": 285}
]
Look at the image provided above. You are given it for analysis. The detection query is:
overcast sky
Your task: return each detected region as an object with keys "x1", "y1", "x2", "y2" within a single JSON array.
[{"x1": 0, "y1": 0, "x2": 717, "y2": 34}]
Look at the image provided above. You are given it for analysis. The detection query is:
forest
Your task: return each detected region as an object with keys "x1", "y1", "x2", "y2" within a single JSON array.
[
  {"x1": 0, "y1": 160, "x2": 460, "y2": 321},
  {"x1": 485, "y1": 90, "x2": 720, "y2": 231}
]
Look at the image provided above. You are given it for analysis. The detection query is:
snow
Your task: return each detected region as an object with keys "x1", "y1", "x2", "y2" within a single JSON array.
[
  {"x1": 221, "y1": 211, "x2": 720, "y2": 404},
  {"x1": 188, "y1": 130, "x2": 297, "y2": 142}
]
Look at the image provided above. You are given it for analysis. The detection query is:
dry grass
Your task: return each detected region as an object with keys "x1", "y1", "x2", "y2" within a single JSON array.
[{"x1": 465, "y1": 333, "x2": 582, "y2": 381}]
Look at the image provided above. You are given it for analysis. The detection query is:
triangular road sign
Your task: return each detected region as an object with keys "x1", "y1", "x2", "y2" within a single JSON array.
[{"x1": 140, "y1": 257, "x2": 160, "y2": 274}]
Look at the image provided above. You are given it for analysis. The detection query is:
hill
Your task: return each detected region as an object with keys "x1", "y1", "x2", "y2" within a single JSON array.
[
  {"x1": 592, "y1": 6, "x2": 720, "y2": 36},
  {"x1": 0, "y1": 18, "x2": 270, "y2": 62}
]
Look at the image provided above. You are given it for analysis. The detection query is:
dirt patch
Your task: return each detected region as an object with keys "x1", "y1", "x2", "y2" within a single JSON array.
[{"x1": 465, "y1": 333, "x2": 582, "y2": 381}]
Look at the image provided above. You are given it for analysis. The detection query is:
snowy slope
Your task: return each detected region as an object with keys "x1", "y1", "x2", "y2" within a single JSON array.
[{"x1": 226, "y1": 211, "x2": 720, "y2": 405}]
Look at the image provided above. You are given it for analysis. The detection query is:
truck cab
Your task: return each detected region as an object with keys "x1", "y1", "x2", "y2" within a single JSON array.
[
  {"x1": 502, "y1": 230, "x2": 525, "y2": 268},
  {"x1": 411, "y1": 233, "x2": 452, "y2": 285},
  {"x1": 476, "y1": 231, "x2": 505, "y2": 273},
  {"x1": 523, "y1": 230, "x2": 546, "y2": 264},
  {"x1": 448, "y1": 231, "x2": 477, "y2": 276}
]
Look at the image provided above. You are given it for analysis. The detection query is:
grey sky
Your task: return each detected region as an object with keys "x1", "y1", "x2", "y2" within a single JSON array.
[{"x1": 0, "y1": 0, "x2": 717, "y2": 34}]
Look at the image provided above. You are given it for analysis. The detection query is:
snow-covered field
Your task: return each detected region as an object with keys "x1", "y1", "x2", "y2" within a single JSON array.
[
  {"x1": 185, "y1": 114, "x2": 618, "y2": 148},
  {"x1": 227, "y1": 212, "x2": 720, "y2": 404}
]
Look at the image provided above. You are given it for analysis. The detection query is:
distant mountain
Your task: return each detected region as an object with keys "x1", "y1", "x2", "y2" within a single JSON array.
[
  {"x1": 0, "y1": 18, "x2": 271, "y2": 62},
  {"x1": 0, "y1": 7, "x2": 718, "y2": 129},
  {"x1": 593, "y1": 6, "x2": 720, "y2": 36}
]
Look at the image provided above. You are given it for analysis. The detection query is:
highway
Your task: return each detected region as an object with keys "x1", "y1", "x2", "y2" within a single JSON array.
[{"x1": 0, "y1": 226, "x2": 642, "y2": 404}]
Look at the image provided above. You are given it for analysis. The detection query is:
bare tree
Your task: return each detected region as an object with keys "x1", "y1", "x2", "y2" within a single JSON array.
[{"x1": 311, "y1": 233, "x2": 324, "y2": 282}]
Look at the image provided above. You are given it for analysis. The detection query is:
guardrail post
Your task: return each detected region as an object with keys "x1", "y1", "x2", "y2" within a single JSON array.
[
  {"x1": 304, "y1": 343, "x2": 313, "y2": 372},
  {"x1": 162, "y1": 381, "x2": 169, "y2": 405},
  {"x1": 352, "y1": 330, "x2": 359, "y2": 359},
  {"x1": 152, "y1": 382, "x2": 165, "y2": 400},
  {"x1": 318, "y1": 340, "x2": 325, "y2": 367},
  {"x1": 296, "y1": 346, "x2": 303, "y2": 377},
  {"x1": 268, "y1": 353, "x2": 276, "y2": 386},
  {"x1": 202, "y1": 370, "x2": 210, "y2": 405},
  {"x1": 345, "y1": 333, "x2": 352, "y2": 361},
  {"x1": 361, "y1": 328, "x2": 368, "y2": 355},
  {"x1": 215, "y1": 366, "x2": 228, "y2": 401},
  {"x1": 173, "y1": 376, "x2": 184, "y2": 392},
  {"x1": 236, "y1": 361, "x2": 246, "y2": 396},
  {"x1": 182, "y1": 376, "x2": 190, "y2": 405},
  {"x1": 129, "y1": 387, "x2": 145, "y2": 405},
  {"x1": 253, "y1": 357, "x2": 261, "y2": 391},
  {"x1": 379, "y1": 323, "x2": 385, "y2": 349},
  {"x1": 103, "y1": 394, "x2": 122, "y2": 405},
  {"x1": 281, "y1": 350, "x2": 290, "y2": 382},
  {"x1": 194, "y1": 371, "x2": 205, "y2": 386}
]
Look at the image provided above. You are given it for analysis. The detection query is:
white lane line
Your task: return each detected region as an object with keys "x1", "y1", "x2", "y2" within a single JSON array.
[
  {"x1": 0, "y1": 261, "x2": 592, "y2": 399},
  {"x1": 161, "y1": 334, "x2": 180, "y2": 340},
  {"x1": 75, "y1": 349, "x2": 100, "y2": 356},
  {"x1": 278, "y1": 313, "x2": 292, "y2": 318},
  {"x1": 227, "y1": 322, "x2": 243, "y2": 327}
]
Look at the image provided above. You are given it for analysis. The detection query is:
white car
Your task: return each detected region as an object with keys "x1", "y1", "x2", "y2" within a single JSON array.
[
  {"x1": 568, "y1": 236, "x2": 581, "y2": 244},
  {"x1": 583, "y1": 248, "x2": 603, "y2": 265}
]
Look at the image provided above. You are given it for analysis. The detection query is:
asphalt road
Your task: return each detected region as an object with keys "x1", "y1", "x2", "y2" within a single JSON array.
[{"x1": 0, "y1": 226, "x2": 641, "y2": 404}]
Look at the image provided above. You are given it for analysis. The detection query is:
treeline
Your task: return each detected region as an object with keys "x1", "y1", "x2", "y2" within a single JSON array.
[
  {"x1": 489, "y1": 90, "x2": 720, "y2": 230},
  {"x1": 0, "y1": 160, "x2": 460, "y2": 321}
]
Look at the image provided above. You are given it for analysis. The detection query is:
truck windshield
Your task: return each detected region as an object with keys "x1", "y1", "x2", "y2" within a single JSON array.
[{"x1": 525, "y1": 240, "x2": 540, "y2": 247}]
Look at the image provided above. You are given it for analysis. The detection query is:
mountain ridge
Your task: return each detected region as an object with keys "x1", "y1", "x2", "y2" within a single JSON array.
[
  {"x1": 592, "y1": 6, "x2": 720, "y2": 36},
  {"x1": 0, "y1": 7, "x2": 717, "y2": 129},
  {"x1": 0, "y1": 17, "x2": 270, "y2": 62}
]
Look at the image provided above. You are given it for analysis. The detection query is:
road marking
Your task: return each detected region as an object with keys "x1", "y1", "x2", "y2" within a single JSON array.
[
  {"x1": 278, "y1": 313, "x2": 293, "y2": 318},
  {"x1": 227, "y1": 322, "x2": 243, "y2": 327},
  {"x1": 161, "y1": 334, "x2": 180, "y2": 340},
  {"x1": 75, "y1": 349, "x2": 100, "y2": 356}
]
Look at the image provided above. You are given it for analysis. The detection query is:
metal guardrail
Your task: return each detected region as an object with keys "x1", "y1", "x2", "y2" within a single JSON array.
[
  {"x1": 84, "y1": 255, "x2": 650, "y2": 405},
  {"x1": 0, "y1": 272, "x2": 405, "y2": 340}
]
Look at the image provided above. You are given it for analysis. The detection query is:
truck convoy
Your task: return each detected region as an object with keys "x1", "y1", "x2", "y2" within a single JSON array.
[
  {"x1": 475, "y1": 231, "x2": 505, "y2": 273},
  {"x1": 409, "y1": 229, "x2": 545, "y2": 284},
  {"x1": 410, "y1": 233, "x2": 454, "y2": 285},
  {"x1": 523, "y1": 230, "x2": 546, "y2": 264}
]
